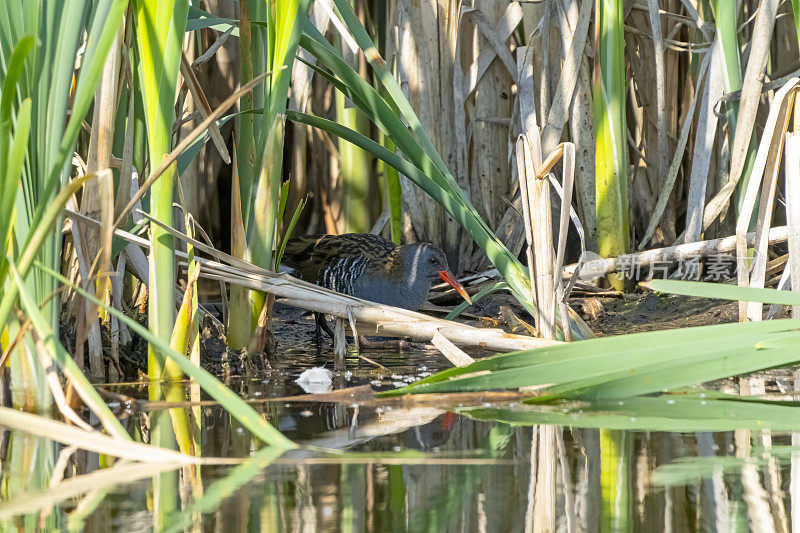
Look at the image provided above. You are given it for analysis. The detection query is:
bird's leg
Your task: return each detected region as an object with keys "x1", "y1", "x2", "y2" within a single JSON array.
[{"x1": 314, "y1": 312, "x2": 335, "y2": 344}]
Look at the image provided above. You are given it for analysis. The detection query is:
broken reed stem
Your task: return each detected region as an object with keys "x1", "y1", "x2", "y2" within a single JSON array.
[
  {"x1": 432, "y1": 331, "x2": 475, "y2": 367},
  {"x1": 518, "y1": 131, "x2": 556, "y2": 340}
]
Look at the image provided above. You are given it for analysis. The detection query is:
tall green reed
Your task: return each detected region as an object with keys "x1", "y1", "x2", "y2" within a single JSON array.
[
  {"x1": 593, "y1": 0, "x2": 628, "y2": 290},
  {"x1": 227, "y1": 0, "x2": 311, "y2": 350},
  {"x1": 132, "y1": 0, "x2": 188, "y2": 381},
  {"x1": 133, "y1": 0, "x2": 190, "y2": 525},
  {"x1": 0, "y1": 4, "x2": 127, "y2": 526}
]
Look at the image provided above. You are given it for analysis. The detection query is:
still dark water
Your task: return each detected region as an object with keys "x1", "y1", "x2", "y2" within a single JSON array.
[{"x1": 1, "y1": 344, "x2": 798, "y2": 531}]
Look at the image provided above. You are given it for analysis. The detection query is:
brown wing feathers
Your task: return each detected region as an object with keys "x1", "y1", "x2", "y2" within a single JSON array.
[{"x1": 281, "y1": 233, "x2": 398, "y2": 284}]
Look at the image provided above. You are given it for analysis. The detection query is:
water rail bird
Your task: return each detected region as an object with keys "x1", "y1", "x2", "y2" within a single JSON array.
[{"x1": 282, "y1": 233, "x2": 472, "y2": 342}]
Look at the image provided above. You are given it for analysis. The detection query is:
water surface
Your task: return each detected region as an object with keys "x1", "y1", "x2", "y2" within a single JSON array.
[{"x1": 1, "y1": 344, "x2": 797, "y2": 532}]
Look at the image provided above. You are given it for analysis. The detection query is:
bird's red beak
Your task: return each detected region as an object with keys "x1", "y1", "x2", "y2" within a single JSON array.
[{"x1": 438, "y1": 270, "x2": 473, "y2": 305}]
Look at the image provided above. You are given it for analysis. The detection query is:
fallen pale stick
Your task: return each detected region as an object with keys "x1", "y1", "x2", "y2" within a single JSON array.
[{"x1": 432, "y1": 332, "x2": 475, "y2": 367}]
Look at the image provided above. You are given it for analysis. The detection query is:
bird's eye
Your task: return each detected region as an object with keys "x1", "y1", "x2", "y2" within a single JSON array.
[{"x1": 428, "y1": 256, "x2": 438, "y2": 264}]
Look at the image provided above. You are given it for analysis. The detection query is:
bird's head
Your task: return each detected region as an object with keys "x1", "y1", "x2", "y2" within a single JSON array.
[{"x1": 398, "y1": 243, "x2": 472, "y2": 305}]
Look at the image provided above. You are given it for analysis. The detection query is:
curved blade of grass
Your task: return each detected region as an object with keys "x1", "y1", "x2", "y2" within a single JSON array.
[
  {"x1": 0, "y1": 35, "x2": 34, "y2": 198},
  {"x1": 286, "y1": 111, "x2": 460, "y2": 211},
  {"x1": 328, "y1": 0, "x2": 456, "y2": 188},
  {"x1": 35, "y1": 262, "x2": 296, "y2": 451},
  {"x1": 0, "y1": 36, "x2": 34, "y2": 260},
  {"x1": 186, "y1": 5, "x2": 238, "y2": 34},
  {"x1": 0, "y1": 97, "x2": 31, "y2": 250},
  {"x1": 380, "y1": 319, "x2": 800, "y2": 397},
  {"x1": 643, "y1": 279, "x2": 800, "y2": 305},
  {"x1": 297, "y1": 34, "x2": 453, "y2": 193},
  {"x1": 0, "y1": 173, "x2": 93, "y2": 330}
]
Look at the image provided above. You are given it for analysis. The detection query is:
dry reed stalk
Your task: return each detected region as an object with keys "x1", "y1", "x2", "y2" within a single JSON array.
[
  {"x1": 431, "y1": 331, "x2": 475, "y2": 367},
  {"x1": 727, "y1": 0, "x2": 780, "y2": 212},
  {"x1": 646, "y1": 0, "x2": 668, "y2": 215},
  {"x1": 516, "y1": 128, "x2": 556, "y2": 340},
  {"x1": 527, "y1": 144, "x2": 556, "y2": 340},
  {"x1": 736, "y1": 80, "x2": 799, "y2": 321},
  {"x1": 638, "y1": 46, "x2": 712, "y2": 249},
  {"x1": 551, "y1": 143, "x2": 576, "y2": 341},
  {"x1": 514, "y1": 48, "x2": 540, "y2": 318},
  {"x1": 179, "y1": 52, "x2": 230, "y2": 163},
  {"x1": 515, "y1": 138, "x2": 539, "y2": 322},
  {"x1": 737, "y1": 378, "x2": 778, "y2": 531},
  {"x1": 786, "y1": 132, "x2": 800, "y2": 319},
  {"x1": 515, "y1": 50, "x2": 555, "y2": 339},
  {"x1": 513, "y1": 63, "x2": 560, "y2": 533},
  {"x1": 562, "y1": 226, "x2": 790, "y2": 279},
  {"x1": 461, "y1": 3, "x2": 516, "y2": 254},
  {"x1": 685, "y1": 35, "x2": 724, "y2": 243},
  {"x1": 627, "y1": 7, "x2": 670, "y2": 244},
  {"x1": 540, "y1": 0, "x2": 592, "y2": 156},
  {"x1": 75, "y1": 29, "x2": 121, "y2": 380},
  {"x1": 533, "y1": 425, "x2": 558, "y2": 533},
  {"x1": 523, "y1": 426, "x2": 539, "y2": 530},
  {"x1": 702, "y1": 0, "x2": 781, "y2": 233},
  {"x1": 333, "y1": 318, "x2": 346, "y2": 370},
  {"x1": 556, "y1": 429, "x2": 576, "y2": 533}
]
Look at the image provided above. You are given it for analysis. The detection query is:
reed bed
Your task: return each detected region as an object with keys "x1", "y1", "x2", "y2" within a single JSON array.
[{"x1": 4, "y1": 0, "x2": 800, "y2": 529}]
